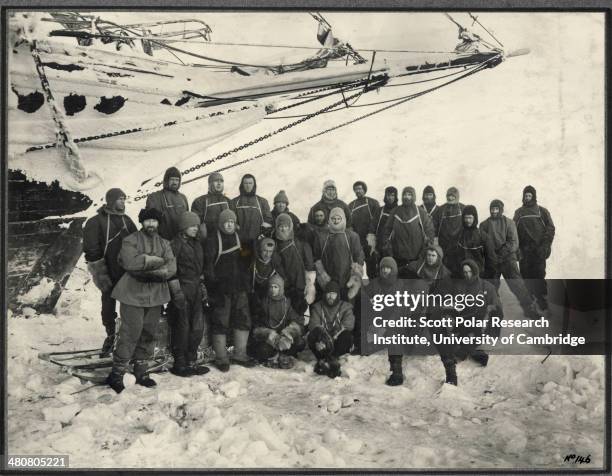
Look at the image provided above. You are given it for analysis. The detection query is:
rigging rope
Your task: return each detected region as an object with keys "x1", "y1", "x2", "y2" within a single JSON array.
[{"x1": 132, "y1": 54, "x2": 499, "y2": 200}]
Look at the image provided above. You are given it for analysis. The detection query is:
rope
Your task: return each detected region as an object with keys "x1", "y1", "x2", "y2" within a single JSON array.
[
  {"x1": 468, "y1": 13, "x2": 504, "y2": 48},
  {"x1": 48, "y1": 30, "x2": 460, "y2": 55},
  {"x1": 171, "y1": 55, "x2": 499, "y2": 190}
]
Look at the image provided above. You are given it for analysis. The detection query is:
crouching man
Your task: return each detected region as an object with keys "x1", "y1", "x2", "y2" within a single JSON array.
[
  {"x1": 307, "y1": 281, "x2": 355, "y2": 378},
  {"x1": 106, "y1": 208, "x2": 177, "y2": 394},
  {"x1": 248, "y1": 275, "x2": 305, "y2": 369},
  {"x1": 168, "y1": 211, "x2": 210, "y2": 377}
]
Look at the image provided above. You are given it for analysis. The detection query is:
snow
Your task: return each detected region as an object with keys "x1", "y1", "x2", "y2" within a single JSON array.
[{"x1": 6, "y1": 10, "x2": 607, "y2": 471}]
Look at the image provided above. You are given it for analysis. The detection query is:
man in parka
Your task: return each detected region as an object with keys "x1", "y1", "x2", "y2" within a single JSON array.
[
  {"x1": 480, "y1": 199, "x2": 538, "y2": 318},
  {"x1": 204, "y1": 209, "x2": 255, "y2": 371},
  {"x1": 106, "y1": 208, "x2": 177, "y2": 393},
  {"x1": 249, "y1": 236, "x2": 285, "y2": 305},
  {"x1": 445, "y1": 205, "x2": 492, "y2": 278},
  {"x1": 167, "y1": 211, "x2": 210, "y2": 377},
  {"x1": 271, "y1": 190, "x2": 301, "y2": 233},
  {"x1": 435, "y1": 186, "x2": 465, "y2": 259},
  {"x1": 420, "y1": 185, "x2": 441, "y2": 222},
  {"x1": 382, "y1": 186, "x2": 434, "y2": 277},
  {"x1": 302, "y1": 203, "x2": 328, "y2": 251},
  {"x1": 229, "y1": 174, "x2": 273, "y2": 258},
  {"x1": 146, "y1": 166, "x2": 189, "y2": 241},
  {"x1": 274, "y1": 213, "x2": 316, "y2": 315},
  {"x1": 308, "y1": 281, "x2": 355, "y2": 378},
  {"x1": 83, "y1": 188, "x2": 138, "y2": 354},
  {"x1": 248, "y1": 275, "x2": 305, "y2": 369},
  {"x1": 191, "y1": 172, "x2": 230, "y2": 236},
  {"x1": 513, "y1": 185, "x2": 556, "y2": 310},
  {"x1": 348, "y1": 180, "x2": 381, "y2": 279},
  {"x1": 308, "y1": 179, "x2": 352, "y2": 228},
  {"x1": 371, "y1": 186, "x2": 398, "y2": 276},
  {"x1": 406, "y1": 243, "x2": 451, "y2": 286},
  {"x1": 313, "y1": 207, "x2": 364, "y2": 302}
]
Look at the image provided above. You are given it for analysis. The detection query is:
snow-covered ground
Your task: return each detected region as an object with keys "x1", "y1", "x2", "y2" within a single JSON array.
[{"x1": 7, "y1": 11, "x2": 607, "y2": 471}]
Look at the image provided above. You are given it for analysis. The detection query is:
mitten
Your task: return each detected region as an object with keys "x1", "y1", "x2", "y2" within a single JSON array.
[
  {"x1": 304, "y1": 271, "x2": 317, "y2": 304},
  {"x1": 366, "y1": 233, "x2": 377, "y2": 250},
  {"x1": 314, "y1": 260, "x2": 331, "y2": 288},
  {"x1": 168, "y1": 279, "x2": 186, "y2": 309},
  {"x1": 87, "y1": 258, "x2": 113, "y2": 293}
]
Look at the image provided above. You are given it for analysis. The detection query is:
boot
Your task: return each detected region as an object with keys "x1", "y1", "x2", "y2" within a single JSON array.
[
  {"x1": 470, "y1": 349, "x2": 489, "y2": 367},
  {"x1": 327, "y1": 357, "x2": 341, "y2": 379},
  {"x1": 314, "y1": 358, "x2": 330, "y2": 375},
  {"x1": 186, "y1": 361, "x2": 210, "y2": 376},
  {"x1": 133, "y1": 360, "x2": 157, "y2": 388},
  {"x1": 212, "y1": 334, "x2": 230, "y2": 372},
  {"x1": 522, "y1": 300, "x2": 540, "y2": 319},
  {"x1": 170, "y1": 353, "x2": 191, "y2": 377},
  {"x1": 101, "y1": 334, "x2": 115, "y2": 357},
  {"x1": 278, "y1": 353, "x2": 295, "y2": 370},
  {"x1": 231, "y1": 329, "x2": 257, "y2": 368},
  {"x1": 444, "y1": 360, "x2": 458, "y2": 386},
  {"x1": 106, "y1": 367, "x2": 125, "y2": 394},
  {"x1": 385, "y1": 355, "x2": 404, "y2": 386}
]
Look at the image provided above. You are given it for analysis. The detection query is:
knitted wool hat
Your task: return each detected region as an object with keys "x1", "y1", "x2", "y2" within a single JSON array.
[
  {"x1": 178, "y1": 211, "x2": 200, "y2": 231},
  {"x1": 218, "y1": 209, "x2": 237, "y2": 232},
  {"x1": 274, "y1": 190, "x2": 289, "y2": 205}
]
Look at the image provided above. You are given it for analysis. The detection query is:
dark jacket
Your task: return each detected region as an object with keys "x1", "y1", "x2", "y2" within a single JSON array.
[
  {"x1": 204, "y1": 230, "x2": 250, "y2": 294},
  {"x1": 309, "y1": 300, "x2": 355, "y2": 335},
  {"x1": 170, "y1": 234, "x2": 204, "y2": 283},
  {"x1": 83, "y1": 206, "x2": 137, "y2": 283},
  {"x1": 253, "y1": 296, "x2": 305, "y2": 339},
  {"x1": 446, "y1": 206, "x2": 492, "y2": 277},
  {"x1": 348, "y1": 196, "x2": 380, "y2": 243},
  {"x1": 382, "y1": 203, "x2": 434, "y2": 263},
  {"x1": 513, "y1": 202, "x2": 555, "y2": 257},
  {"x1": 436, "y1": 202, "x2": 465, "y2": 252},
  {"x1": 111, "y1": 230, "x2": 177, "y2": 307},
  {"x1": 479, "y1": 215, "x2": 520, "y2": 266},
  {"x1": 191, "y1": 192, "x2": 230, "y2": 235},
  {"x1": 374, "y1": 203, "x2": 398, "y2": 254},
  {"x1": 229, "y1": 192, "x2": 273, "y2": 243},
  {"x1": 314, "y1": 229, "x2": 364, "y2": 287},
  {"x1": 275, "y1": 238, "x2": 314, "y2": 293},
  {"x1": 146, "y1": 169, "x2": 189, "y2": 241}
]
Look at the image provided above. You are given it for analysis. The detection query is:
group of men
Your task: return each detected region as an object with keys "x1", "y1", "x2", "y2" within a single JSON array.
[{"x1": 83, "y1": 166, "x2": 555, "y2": 392}]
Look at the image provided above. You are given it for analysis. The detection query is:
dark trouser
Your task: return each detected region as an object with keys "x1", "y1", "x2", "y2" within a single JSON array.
[
  {"x1": 101, "y1": 290, "x2": 117, "y2": 337},
  {"x1": 169, "y1": 281, "x2": 205, "y2": 367},
  {"x1": 519, "y1": 251, "x2": 547, "y2": 304},
  {"x1": 428, "y1": 312, "x2": 490, "y2": 365},
  {"x1": 113, "y1": 303, "x2": 162, "y2": 373},
  {"x1": 483, "y1": 260, "x2": 533, "y2": 308},
  {"x1": 247, "y1": 334, "x2": 306, "y2": 361},
  {"x1": 308, "y1": 327, "x2": 353, "y2": 359},
  {"x1": 211, "y1": 291, "x2": 252, "y2": 334}
]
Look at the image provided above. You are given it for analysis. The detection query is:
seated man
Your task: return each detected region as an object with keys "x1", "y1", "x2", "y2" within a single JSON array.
[
  {"x1": 247, "y1": 275, "x2": 305, "y2": 369},
  {"x1": 308, "y1": 281, "x2": 355, "y2": 378}
]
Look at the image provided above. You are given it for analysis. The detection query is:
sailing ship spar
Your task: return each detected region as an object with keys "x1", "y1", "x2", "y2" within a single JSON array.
[{"x1": 7, "y1": 11, "x2": 529, "y2": 311}]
